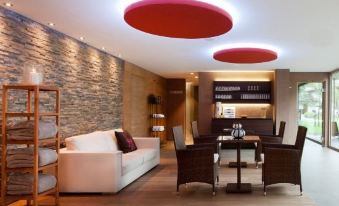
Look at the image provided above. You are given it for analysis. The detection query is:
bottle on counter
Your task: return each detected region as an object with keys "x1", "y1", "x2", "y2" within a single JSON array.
[{"x1": 215, "y1": 102, "x2": 223, "y2": 118}]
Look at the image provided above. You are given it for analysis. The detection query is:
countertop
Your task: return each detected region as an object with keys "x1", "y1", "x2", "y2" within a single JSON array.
[{"x1": 212, "y1": 117, "x2": 273, "y2": 120}]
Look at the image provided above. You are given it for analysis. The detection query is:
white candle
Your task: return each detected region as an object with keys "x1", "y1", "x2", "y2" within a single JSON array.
[{"x1": 30, "y1": 68, "x2": 40, "y2": 84}]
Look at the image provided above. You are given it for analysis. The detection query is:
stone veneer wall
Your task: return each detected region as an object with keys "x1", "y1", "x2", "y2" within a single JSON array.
[{"x1": 0, "y1": 7, "x2": 123, "y2": 138}]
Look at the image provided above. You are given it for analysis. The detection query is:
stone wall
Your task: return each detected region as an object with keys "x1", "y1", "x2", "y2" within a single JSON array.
[{"x1": 0, "y1": 7, "x2": 123, "y2": 138}]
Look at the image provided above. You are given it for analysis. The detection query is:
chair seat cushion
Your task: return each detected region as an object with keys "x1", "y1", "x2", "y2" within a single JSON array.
[
  {"x1": 260, "y1": 153, "x2": 264, "y2": 163},
  {"x1": 214, "y1": 153, "x2": 219, "y2": 163}
]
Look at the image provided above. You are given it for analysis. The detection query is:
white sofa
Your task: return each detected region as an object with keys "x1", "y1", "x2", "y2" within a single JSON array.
[{"x1": 59, "y1": 130, "x2": 160, "y2": 193}]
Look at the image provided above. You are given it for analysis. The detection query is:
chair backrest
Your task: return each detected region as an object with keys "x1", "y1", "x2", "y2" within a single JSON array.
[
  {"x1": 295, "y1": 126, "x2": 307, "y2": 156},
  {"x1": 172, "y1": 125, "x2": 186, "y2": 150},
  {"x1": 191, "y1": 121, "x2": 199, "y2": 139},
  {"x1": 278, "y1": 121, "x2": 286, "y2": 137}
]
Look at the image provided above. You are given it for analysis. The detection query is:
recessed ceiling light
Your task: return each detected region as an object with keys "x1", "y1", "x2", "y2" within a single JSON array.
[
  {"x1": 102, "y1": 47, "x2": 105, "y2": 50},
  {"x1": 79, "y1": 36, "x2": 84, "y2": 41},
  {"x1": 213, "y1": 48, "x2": 278, "y2": 64},
  {"x1": 195, "y1": 76, "x2": 199, "y2": 79},
  {"x1": 190, "y1": 73, "x2": 194, "y2": 75},
  {"x1": 210, "y1": 43, "x2": 282, "y2": 56},
  {"x1": 48, "y1": 22, "x2": 55, "y2": 27},
  {"x1": 118, "y1": 54, "x2": 122, "y2": 58},
  {"x1": 4, "y1": 2, "x2": 13, "y2": 7}
]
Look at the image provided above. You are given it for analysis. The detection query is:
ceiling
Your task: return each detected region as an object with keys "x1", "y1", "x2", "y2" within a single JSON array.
[{"x1": 2, "y1": 0, "x2": 339, "y2": 78}]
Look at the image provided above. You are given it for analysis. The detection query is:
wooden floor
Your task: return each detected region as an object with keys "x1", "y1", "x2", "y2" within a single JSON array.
[{"x1": 10, "y1": 143, "x2": 317, "y2": 206}]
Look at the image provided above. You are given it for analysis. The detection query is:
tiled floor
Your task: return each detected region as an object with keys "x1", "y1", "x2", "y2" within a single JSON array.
[{"x1": 302, "y1": 140, "x2": 339, "y2": 206}]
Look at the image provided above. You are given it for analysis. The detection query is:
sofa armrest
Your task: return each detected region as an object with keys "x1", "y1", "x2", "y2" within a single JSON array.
[
  {"x1": 59, "y1": 148, "x2": 123, "y2": 192},
  {"x1": 133, "y1": 137, "x2": 160, "y2": 149}
]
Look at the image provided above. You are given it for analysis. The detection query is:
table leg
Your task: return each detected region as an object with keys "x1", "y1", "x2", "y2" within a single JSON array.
[
  {"x1": 228, "y1": 142, "x2": 248, "y2": 168},
  {"x1": 226, "y1": 142, "x2": 252, "y2": 193},
  {"x1": 237, "y1": 142, "x2": 241, "y2": 188}
]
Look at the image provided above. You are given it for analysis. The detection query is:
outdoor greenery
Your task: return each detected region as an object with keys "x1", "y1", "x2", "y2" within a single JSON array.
[{"x1": 298, "y1": 83, "x2": 323, "y2": 139}]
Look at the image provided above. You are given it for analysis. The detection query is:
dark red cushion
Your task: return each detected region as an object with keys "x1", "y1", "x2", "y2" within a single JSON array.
[{"x1": 115, "y1": 130, "x2": 137, "y2": 153}]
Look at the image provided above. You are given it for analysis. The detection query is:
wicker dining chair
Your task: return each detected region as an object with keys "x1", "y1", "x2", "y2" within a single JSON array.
[
  {"x1": 191, "y1": 121, "x2": 219, "y2": 144},
  {"x1": 172, "y1": 125, "x2": 219, "y2": 195},
  {"x1": 255, "y1": 121, "x2": 286, "y2": 163},
  {"x1": 262, "y1": 126, "x2": 307, "y2": 195},
  {"x1": 260, "y1": 121, "x2": 286, "y2": 144}
]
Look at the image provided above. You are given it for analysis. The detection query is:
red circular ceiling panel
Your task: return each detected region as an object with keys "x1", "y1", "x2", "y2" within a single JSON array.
[
  {"x1": 213, "y1": 48, "x2": 278, "y2": 64},
  {"x1": 124, "y1": 0, "x2": 233, "y2": 39}
]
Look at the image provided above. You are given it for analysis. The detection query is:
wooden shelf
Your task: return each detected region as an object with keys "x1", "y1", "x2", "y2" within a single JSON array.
[
  {"x1": 3, "y1": 84, "x2": 59, "y2": 91},
  {"x1": 213, "y1": 81, "x2": 272, "y2": 104},
  {"x1": 6, "y1": 112, "x2": 59, "y2": 117},
  {"x1": 149, "y1": 95, "x2": 166, "y2": 140},
  {"x1": 0, "y1": 197, "x2": 20, "y2": 205},
  {"x1": 1, "y1": 84, "x2": 60, "y2": 206},
  {"x1": 5, "y1": 162, "x2": 58, "y2": 172},
  {"x1": 6, "y1": 187, "x2": 57, "y2": 199},
  {"x1": 7, "y1": 137, "x2": 58, "y2": 145}
]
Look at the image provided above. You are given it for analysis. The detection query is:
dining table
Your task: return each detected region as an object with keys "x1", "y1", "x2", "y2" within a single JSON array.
[{"x1": 216, "y1": 135, "x2": 261, "y2": 193}]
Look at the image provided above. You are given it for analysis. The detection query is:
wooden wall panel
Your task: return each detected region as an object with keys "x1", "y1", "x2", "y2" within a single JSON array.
[
  {"x1": 167, "y1": 79, "x2": 186, "y2": 140},
  {"x1": 123, "y1": 62, "x2": 167, "y2": 143}
]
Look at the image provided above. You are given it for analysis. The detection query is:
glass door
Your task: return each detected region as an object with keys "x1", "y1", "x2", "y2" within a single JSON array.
[
  {"x1": 330, "y1": 72, "x2": 339, "y2": 149},
  {"x1": 297, "y1": 82, "x2": 325, "y2": 144}
]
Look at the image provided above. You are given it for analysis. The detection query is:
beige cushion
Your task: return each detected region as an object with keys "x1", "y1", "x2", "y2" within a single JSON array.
[
  {"x1": 121, "y1": 148, "x2": 157, "y2": 175},
  {"x1": 101, "y1": 129, "x2": 121, "y2": 151},
  {"x1": 122, "y1": 151, "x2": 144, "y2": 175},
  {"x1": 139, "y1": 149, "x2": 157, "y2": 162},
  {"x1": 261, "y1": 153, "x2": 265, "y2": 163},
  {"x1": 65, "y1": 131, "x2": 114, "y2": 152}
]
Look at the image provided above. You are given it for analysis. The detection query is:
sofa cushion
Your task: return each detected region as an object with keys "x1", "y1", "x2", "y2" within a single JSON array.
[
  {"x1": 138, "y1": 148, "x2": 157, "y2": 162},
  {"x1": 101, "y1": 130, "x2": 120, "y2": 151},
  {"x1": 65, "y1": 131, "x2": 116, "y2": 152},
  {"x1": 122, "y1": 151, "x2": 144, "y2": 175},
  {"x1": 115, "y1": 130, "x2": 137, "y2": 153}
]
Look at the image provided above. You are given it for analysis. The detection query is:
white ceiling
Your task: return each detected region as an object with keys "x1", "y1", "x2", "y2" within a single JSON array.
[{"x1": 2, "y1": 0, "x2": 339, "y2": 78}]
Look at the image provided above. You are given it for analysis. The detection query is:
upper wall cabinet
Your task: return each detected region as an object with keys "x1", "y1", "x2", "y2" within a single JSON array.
[{"x1": 213, "y1": 81, "x2": 272, "y2": 104}]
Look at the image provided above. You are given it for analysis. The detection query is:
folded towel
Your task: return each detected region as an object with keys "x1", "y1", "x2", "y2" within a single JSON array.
[
  {"x1": 7, "y1": 120, "x2": 58, "y2": 140},
  {"x1": 6, "y1": 148, "x2": 58, "y2": 168},
  {"x1": 7, "y1": 147, "x2": 34, "y2": 155},
  {"x1": 7, "y1": 163, "x2": 36, "y2": 168},
  {"x1": 7, "y1": 173, "x2": 57, "y2": 195},
  {"x1": 7, "y1": 154, "x2": 34, "y2": 161},
  {"x1": 38, "y1": 148, "x2": 58, "y2": 167}
]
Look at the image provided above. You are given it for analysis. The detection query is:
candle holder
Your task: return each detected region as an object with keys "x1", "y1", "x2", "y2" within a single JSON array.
[
  {"x1": 231, "y1": 122, "x2": 246, "y2": 139},
  {"x1": 22, "y1": 63, "x2": 43, "y2": 85}
]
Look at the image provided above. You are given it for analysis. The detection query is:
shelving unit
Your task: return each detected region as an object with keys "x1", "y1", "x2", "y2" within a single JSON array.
[
  {"x1": 148, "y1": 95, "x2": 166, "y2": 142},
  {"x1": 1, "y1": 84, "x2": 60, "y2": 206},
  {"x1": 213, "y1": 81, "x2": 272, "y2": 104}
]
